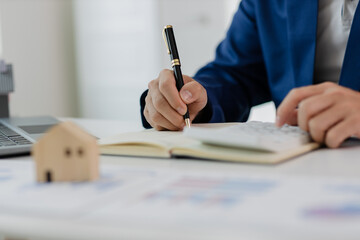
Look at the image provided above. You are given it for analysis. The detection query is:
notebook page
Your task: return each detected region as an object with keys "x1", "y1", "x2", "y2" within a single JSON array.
[
  {"x1": 99, "y1": 123, "x2": 235, "y2": 149},
  {"x1": 99, "y1": 129, "x2": 194, "y2": 150}
]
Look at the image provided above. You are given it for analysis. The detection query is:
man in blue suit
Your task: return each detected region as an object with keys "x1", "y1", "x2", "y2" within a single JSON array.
[{"x1": 141, "y1": 0, "x2": 360, "y2": 148}]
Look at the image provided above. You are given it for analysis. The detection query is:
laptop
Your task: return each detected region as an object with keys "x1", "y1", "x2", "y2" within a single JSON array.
[
  {"x1": 0, "y1": 116, "x2": 59, "y2": 157},
  {"x1": 0, "y1": 61, "x2": 60, "y2": 156}
]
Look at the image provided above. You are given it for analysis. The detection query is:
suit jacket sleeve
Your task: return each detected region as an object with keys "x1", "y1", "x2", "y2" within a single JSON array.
[{"x1": 193, "y1": 0, "x2": 271, "y2": 123}]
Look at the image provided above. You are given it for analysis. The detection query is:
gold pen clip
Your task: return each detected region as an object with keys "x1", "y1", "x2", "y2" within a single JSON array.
[{"x1": 162, "y1": 25, "x2": 172, "y2": 55}]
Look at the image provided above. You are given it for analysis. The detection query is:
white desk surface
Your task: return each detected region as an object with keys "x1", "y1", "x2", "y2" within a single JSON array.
[{"x1": 0, "y1": 118, "x2": 360, "y2": 240}]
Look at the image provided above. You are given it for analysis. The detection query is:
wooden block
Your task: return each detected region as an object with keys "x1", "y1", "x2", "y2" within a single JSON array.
[{"x1": 32, "y1": 121, "x2": 99, "y2": 182}]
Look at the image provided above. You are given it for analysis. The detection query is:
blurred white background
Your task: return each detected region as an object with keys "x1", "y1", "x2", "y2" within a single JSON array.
[{"x1": 0, "y1": 0, "x2": 275, "y2": 125}]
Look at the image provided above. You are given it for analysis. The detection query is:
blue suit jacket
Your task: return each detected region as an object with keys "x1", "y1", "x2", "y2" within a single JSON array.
[{"x1": 141, "y1": 0, "x2": 360, "y2": 128}]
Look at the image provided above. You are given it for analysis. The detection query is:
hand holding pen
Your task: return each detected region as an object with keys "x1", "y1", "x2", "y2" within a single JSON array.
[
  {"x1": 143, "y1": 25, "x2": 208, "y2": 131},
  {"x1": 162, "y1": 25, "x2": 191, "y2": 128}
]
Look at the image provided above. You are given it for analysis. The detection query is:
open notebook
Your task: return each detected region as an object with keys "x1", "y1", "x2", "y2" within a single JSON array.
[{"x1": 99, "y1": 123, "x2": 319, "y2": 164}]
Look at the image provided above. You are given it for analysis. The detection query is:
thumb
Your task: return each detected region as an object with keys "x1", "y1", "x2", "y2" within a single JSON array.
[
  {"x1": 179, "y1": 76, "x2": 197, "y2": 104},
  {"x1": 180, "y1": 81, "x2": 207, "y2": 118},
  {"x1": 180, "y1": 81, "x2": 204, "y2": 104}
]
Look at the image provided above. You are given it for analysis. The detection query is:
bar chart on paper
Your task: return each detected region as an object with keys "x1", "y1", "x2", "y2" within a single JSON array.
[
  {"x1": 304, "y1": 183, "x2": 360, "y2": 219},
  {"x1": 141, "y1": 176, "x2": 276, "y2": 208},
  {"x1": 305, "y1": 203, "x2": 360, "y2": 219},
  {"x1": 0, "y1": 163, "x2": 160, "y2": 218},
  {"x1": 1, "y1": 159, "x2": 360, "y2": 240},
  {"x1": 0, "y1": 167, "x2": 12, "y2": 182}
]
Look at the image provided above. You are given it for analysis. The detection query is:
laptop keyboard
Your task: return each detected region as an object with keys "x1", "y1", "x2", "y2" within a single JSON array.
[{"x1": 0, "y1": 123, "x2": 32, "y2": 147}]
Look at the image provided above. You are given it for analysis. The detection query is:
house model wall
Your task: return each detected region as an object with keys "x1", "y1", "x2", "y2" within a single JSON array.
[{"x1": 32, "y1": 121, "x2": 99, "y2": 182}]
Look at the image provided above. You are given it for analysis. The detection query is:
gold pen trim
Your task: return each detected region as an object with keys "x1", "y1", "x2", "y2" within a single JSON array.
[
  {"x1": 185, "y1": 118, "x2": 191, "y2": 128},
  {"x1": 162, "y1": 27, "x2": 171, "y2": 55},
  {"x1": 162, "y1": 25, "x2": 173, "y2": 55},
  {"x1": 171, "y1": 59, "x2": 181, "y2": 67}
]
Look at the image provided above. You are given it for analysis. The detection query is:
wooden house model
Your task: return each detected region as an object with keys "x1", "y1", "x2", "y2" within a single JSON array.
[{"x1": 32, "y1": 121, "x2": 99, "y2": 182}]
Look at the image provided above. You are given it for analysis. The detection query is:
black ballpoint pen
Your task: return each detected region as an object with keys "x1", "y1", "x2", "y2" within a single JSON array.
[{"x1": 162, "y1": 25, "x2": 191, "y2": 128}]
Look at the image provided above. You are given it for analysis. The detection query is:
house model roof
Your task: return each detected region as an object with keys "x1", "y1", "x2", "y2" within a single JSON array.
[{"x1": 36, "y1": 121, "x2": 96, "y2": 145}]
